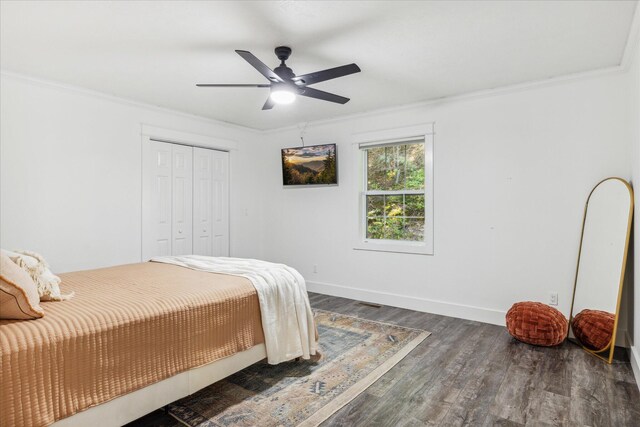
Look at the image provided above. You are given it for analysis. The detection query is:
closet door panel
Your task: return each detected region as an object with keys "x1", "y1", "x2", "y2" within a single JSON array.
[
  {"x1": 212, "y1": 150, "x2": 230, "y2": 256},
  {"x1": 193, "y1": 147, "x2": 213, "y2": 256},
  {"x1": 171, "y1": 144, "x2": 193, "y2": 256},
  {"x1": 143, "y1": 141, "x2": 172, "y2": 260}
]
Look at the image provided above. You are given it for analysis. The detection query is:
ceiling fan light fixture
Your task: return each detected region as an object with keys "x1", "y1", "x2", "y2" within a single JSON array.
[{"x1": 270, "y1": 89, "x2": 296, "y2": 105}]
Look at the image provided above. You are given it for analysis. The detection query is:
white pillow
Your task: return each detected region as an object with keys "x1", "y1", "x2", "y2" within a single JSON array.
[{"x1": 1, "y1": 249, "x2": 74, "y2": 301}]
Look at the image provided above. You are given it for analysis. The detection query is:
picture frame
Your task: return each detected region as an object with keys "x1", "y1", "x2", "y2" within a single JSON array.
[{"x1": 281, "y1": 143, "x2": 338, "y2": 186}]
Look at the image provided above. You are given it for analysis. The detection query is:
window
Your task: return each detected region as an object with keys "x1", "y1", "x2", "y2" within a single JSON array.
[{"x1": 354, "y1": 125, "x2": 433, "y2": 254}]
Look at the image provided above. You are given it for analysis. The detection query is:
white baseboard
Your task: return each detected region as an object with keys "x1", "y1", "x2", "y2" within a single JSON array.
[
  {"x1": 306, "y1": 280, "x2": 507, "y2": 326},
  {"x1": 627, "y1": 332, "x2": 640, "y2": 392}
]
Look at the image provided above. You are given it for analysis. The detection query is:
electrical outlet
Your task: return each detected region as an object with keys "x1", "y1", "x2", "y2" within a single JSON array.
[
  {"x1": 549, "y1": 292, "x2": 558, "y2": 306},
  {"x1": 313, "y1": 264, "x2": 318, "y2": 274}
]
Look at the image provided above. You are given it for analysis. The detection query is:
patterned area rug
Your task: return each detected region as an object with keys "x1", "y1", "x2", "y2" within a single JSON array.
[{"x1": 168, "y1": 309, "x2": 430, "y2": 427}]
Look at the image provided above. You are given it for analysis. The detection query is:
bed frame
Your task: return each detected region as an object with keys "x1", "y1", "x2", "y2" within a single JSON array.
[{"x1": 52, "y1": 344, "x2": 267, "y2": 427}]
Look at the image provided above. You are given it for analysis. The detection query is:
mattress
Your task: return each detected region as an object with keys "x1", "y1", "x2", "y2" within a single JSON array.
[{"x1": 0, "y1": 262, "x2": 265, "y2": 427}]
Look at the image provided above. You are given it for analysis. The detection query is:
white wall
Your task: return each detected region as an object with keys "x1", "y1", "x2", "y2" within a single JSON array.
[
  {"x1": 259, "y1": 72, "x2": 632, "y2": 325},
  {"x1": 0, "y1": 73, "x2": 265, "y2": 272}
]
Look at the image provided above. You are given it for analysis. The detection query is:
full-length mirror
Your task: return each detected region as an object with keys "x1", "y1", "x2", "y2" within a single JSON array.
[{"x1": 570, "y1": 178, "x2": 633, "y2": 363}]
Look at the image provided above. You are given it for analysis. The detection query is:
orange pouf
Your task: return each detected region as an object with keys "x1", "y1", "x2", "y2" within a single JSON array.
[
  {"x1": 572, "y1": 309, "x2": 615, "y2": 351},
  {"x1": 506, "y1": 301, "x2": 568, "y2": 346}
]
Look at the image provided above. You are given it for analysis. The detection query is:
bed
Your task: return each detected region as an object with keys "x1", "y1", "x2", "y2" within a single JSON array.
[{"x1": 1, "y1": 261, "x2": 282, "y2": 426}]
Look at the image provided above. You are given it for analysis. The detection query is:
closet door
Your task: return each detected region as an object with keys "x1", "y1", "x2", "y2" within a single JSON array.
[
  {"x1": 143, "y1": 142, "x2": 227, "y2": 260},
  {"x1": 212, "y1": 150, "x2": 230, "y2": 256},
  {"x1": 193, "y1": 147, "x2": 213, "y2": 256},
  {"x1": 171, "y1": 144, "x2": 193, "y2": 256},
  {"x1": 143, "y1": 141, "x2": 173, "y2": 260}
]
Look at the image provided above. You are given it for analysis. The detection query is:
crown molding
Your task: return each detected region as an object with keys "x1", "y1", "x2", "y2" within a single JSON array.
[{"x1": 0, "y1": 70, "x2": 261, "y2": 135}]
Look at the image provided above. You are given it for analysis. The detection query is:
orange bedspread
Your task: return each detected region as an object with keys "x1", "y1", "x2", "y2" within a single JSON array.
[{"x1": 0, "y1": 262, "x2": 264, "y2": 426}]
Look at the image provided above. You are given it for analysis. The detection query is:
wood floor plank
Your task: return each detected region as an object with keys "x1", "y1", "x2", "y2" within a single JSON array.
[
  {"x1": 569, "y1": 395, "x2": 610, "y2": 427},
  {"x1": 606, "y1": 378, "x2": 640, "y2": 427},
  {"x1": 409, "y1": 323, "x2": 503, "y2": 425},
  {"x1": 318, "y1": 392, "x2": 380, "y2": 427},
  {"x1": 489, "y1": 363, "x2": 539, "y2": 424},
  {"x1": 537, "y1": 344, "x2": 573, "y2": 398},
  {"x1": 438, "y1": 331, "x2": 517, "y2": 426},
  {"x1": 353, "y1": 320, "x2": 478, "y2": 426},
  {"x1": 524, "y1": 389, "x2": 572, "y2": 426},
  {"x1": 482, "y1": 414, "x2": 525, "y2": 427}
]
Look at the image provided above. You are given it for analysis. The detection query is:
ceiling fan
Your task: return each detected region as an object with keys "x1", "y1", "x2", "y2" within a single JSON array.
[{"x1": 196, "y1": 46, "x2": 361, "y2": 110}]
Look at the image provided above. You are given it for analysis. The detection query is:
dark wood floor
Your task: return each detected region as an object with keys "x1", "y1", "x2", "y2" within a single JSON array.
[{"x1": 129, "y1": 292, "x2": 640, "y2": 427}]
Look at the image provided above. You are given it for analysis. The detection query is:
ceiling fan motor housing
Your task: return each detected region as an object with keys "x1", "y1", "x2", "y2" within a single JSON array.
[
  {"x1": 275, "y1": 46, "x2": 292, "y2": 61},
  {"x1": 274, "y1": 65, "x2": 295, "y2": 80},
  {"x1": 274, "y1": 46, "x2": 295, "y2": 80}
]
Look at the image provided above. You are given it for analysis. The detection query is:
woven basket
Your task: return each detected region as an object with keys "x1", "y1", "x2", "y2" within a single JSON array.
[
  {"x1": 572, "y1": 309, "x2": 615, "y2": 351},
  {"x1": 506, "y1": 301, "x2": 568, "y2": 346}
]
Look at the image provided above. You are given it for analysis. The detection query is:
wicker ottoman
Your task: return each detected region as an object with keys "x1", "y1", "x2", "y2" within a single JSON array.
[
  {"x1": 506, "y1": 301, "x2": 568, "y2": 346},
  {"x1": 572, "y1": 309, "x2": 615, "y2": 351}
]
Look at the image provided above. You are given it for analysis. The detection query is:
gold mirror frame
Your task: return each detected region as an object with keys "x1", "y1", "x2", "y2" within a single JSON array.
[{"x1": 568, "y1": 177, "x2": 634, "y2": 363}]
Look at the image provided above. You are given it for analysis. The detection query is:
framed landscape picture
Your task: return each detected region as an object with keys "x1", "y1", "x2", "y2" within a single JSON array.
[{"x1": 281, "y1": 143, "x2": 338, "y2": 186}]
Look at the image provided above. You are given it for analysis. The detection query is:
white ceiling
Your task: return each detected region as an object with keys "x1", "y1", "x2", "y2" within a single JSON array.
[{"x1": 1, "y1": 1, "x2": 637, "y2": 130}]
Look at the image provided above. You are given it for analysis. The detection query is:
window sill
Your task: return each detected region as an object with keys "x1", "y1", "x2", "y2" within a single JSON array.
[{"x1": 353, "y1": 240, "x2": 433, "y2": 255}]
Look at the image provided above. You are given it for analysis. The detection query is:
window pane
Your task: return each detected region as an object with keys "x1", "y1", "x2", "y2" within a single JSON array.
[
  {"x1": 383, "y1": 217, "x2": 405, "y2": 240},
  {"x1": 366, "y1": 217, "x2": 385, "y2": 239},
  {"x1": 405, "y1": 195, "x2": 424, "y2": 217},
  {"x1": 405, "y1": 143, "x2": 425, "y2": 190},
  {"x1": 367, "y1": 142, "x2": 424, "y2": 191},
  {"x1": 403, "y1": 218, "x2": 425, "y2": 241},
  {"x1": 385, "y1": 195, "x2": 404, "y2": 217},
  {"x1": 386, "y1": 145, "x2": 406, "y2": 191},
  {"x1": 366, "y1": 195, "x2": 384, "y2": 217},
  {"x1": 367, "y1": 215, "x2": 425, "y2": 242},
  {"x1": 366, "y1": 146, "x2": 386, "y2": 190},
  {"x1": 366, "y1": 145, "x2": 406, "y2": 191}
]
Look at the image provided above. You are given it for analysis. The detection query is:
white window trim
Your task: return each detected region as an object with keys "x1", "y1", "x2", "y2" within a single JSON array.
[{"x1": 352, "y1": 124, "x2": 434, "y2": 255}]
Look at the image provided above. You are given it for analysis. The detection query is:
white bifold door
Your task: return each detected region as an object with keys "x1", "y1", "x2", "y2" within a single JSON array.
[
  {"x1": 143, "y1": 140, "x2": 229, "y2": 261},
  {"x1": 193, "y1": 147, "x2": 229, "y2": 256}
]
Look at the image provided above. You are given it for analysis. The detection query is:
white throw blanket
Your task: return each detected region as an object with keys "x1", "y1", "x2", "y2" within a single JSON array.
[{"x1": 151, "y1": 255, "x2": 317, "y2": 365}]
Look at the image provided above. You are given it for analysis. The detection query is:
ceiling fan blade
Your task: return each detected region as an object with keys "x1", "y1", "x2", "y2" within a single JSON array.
[
  {"x1": 262, "y1": 96, "x2": 275, "y2": 110},
  {"x1": 292, "y1": 63, "x2": 361, "y2": 86},
  {"x1": 298, "y1": 87, "x2": 350, "y2": 104},
  {"x1": 196, "y1": 84, "x2": 271, "y2": 87},
  {"x1": 235, "y1": 50, "x2": 284, "y2": 83}
]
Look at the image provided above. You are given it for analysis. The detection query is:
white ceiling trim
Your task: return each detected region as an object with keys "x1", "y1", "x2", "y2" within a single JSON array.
[{"x1": 0, "y1": 69, "x2": 260, "y2": 135}]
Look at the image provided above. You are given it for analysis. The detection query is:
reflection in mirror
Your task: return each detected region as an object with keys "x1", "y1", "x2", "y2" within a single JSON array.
[{"x1": 570, "y1": 178, "x2": 633, "y2": 363}]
